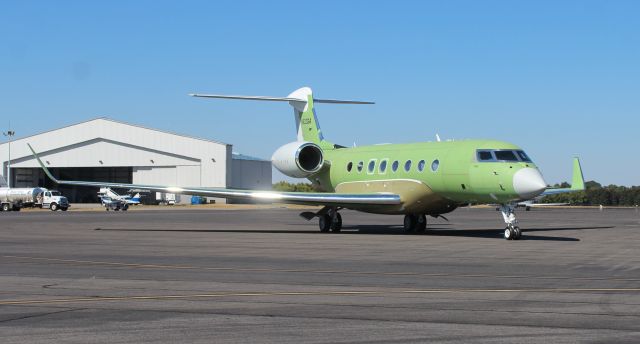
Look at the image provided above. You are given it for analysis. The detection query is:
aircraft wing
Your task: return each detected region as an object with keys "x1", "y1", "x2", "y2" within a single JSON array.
[
  {"x1": 517, "y1": 201, "x2": 569, "y2": 207},
  {"x1": 541, "y1": 157, "x2": 585, "y2": 196},
  {"x1": 28, "y1": 144, "x2": 401, "y2": 207}
]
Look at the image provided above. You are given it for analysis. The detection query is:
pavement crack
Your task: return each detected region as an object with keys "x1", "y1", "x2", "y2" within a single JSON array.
[{"x1": 0, "y1": 308, "x2": 82, "y2": 324}]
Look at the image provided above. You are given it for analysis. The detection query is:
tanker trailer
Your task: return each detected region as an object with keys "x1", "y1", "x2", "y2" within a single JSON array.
[{"x1": 0, "y1": 187, "x2": 69, "y2": 211}]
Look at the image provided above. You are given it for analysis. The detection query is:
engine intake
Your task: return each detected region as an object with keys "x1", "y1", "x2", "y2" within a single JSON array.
[{"x1": 272, "y1": 141, "x2": 324, "y2": 178}]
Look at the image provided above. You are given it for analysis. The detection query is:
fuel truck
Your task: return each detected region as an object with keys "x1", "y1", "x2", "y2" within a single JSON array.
[{"x1": 0, "y1": 187, "x2": 70, "y2": 212}]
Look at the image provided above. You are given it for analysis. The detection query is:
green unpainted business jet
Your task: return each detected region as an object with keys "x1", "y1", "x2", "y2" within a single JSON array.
[{"x1": 28, "y1": 87, "x2": 585, "y2": 240}]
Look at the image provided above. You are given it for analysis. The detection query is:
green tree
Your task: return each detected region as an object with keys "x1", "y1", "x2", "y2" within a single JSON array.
[
  {"x1": 272, "y1": 181, "x2": 319, "y2": 192},
  {"x1": 543, "y1": 180, "x2": 638, "y2": 206}
]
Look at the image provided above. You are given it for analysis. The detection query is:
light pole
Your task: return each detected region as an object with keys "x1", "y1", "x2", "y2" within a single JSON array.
[{"x1": 3, "y1": 130, "x2": 15, "y2": 188}]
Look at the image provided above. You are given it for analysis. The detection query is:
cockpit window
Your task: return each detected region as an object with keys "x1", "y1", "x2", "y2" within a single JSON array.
[
  {"x1": 516, "y1": 150, "x2": 532, "y2": 162},
  {"x1": 494, "y1": 150, "x2": 518, "y2": 161},
  {"x1": 477, "y1": 150, "x2": 494, "y2": 161},
  {"x1": 476, "y1": 149, "x2": 533, "y2": 163}
]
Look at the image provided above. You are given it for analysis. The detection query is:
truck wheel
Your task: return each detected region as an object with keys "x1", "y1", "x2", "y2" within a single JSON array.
[
  {"x1": 50, "y1": 203, "x2": 59, "y2": 211},
  {"x1": 2, "y1": 203, "x2": 10, "y2": 212},
  {"x1": 122, "y1": 204, "x2": 129, "y2": 211}
]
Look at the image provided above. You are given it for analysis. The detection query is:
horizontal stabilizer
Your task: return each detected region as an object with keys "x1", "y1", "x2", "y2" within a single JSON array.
[{"x1": 190, "y1": 93, "x2": 374, "y2": 105}]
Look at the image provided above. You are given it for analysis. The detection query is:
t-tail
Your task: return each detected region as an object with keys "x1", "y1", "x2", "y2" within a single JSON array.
[{"x1": 190, "y1": 87, "x2": 373, "y2": 150}]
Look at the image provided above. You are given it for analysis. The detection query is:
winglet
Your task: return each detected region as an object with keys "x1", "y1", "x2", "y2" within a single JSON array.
[
  {"x1": 27, "y1": 143, "x2": 59, "y2": 183},
  {"x1": 540, "y1": 157, "x2": 586, "y2": 196},
  {"x1": 571, "y1": 157, "x2": 585, "y2": 191}
]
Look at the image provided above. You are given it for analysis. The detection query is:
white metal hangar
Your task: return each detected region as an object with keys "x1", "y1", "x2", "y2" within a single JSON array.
[{"x1": 0, "y1": 118, "x2": 271, "y2": 203}]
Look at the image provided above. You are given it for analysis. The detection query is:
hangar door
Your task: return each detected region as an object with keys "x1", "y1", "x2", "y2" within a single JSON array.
[{"x1": 11, "y1": 167, "x2": 132, "y2": 203}]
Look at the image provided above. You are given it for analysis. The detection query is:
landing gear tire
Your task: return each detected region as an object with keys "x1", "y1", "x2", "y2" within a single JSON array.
[
  {"x1": 504, "y1": 226, "x2": 522, "y2": 240},
  {"x1": 330, "y1": 212, "x2": 342, "y2": 232},
  {"x1": 513, "y1": 226, "x2": 522, "y2": 239},
  {"x1": 319, "y1": 214, "x2": 331, "y2": 232},
  {"x1": 504, "y1": 227, "x2": 514, "y2": 240},
  {"x1": 416, "y1": 215, "x2": 427, "y2": 233},
  {"x1": 403, "y1": 215, "x2": 416, "y2": 233}
]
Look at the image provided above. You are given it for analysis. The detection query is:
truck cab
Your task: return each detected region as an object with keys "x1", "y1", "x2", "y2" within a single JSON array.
[{"x1": 40, "y1": 190, "x2": 70, "y2": 211}]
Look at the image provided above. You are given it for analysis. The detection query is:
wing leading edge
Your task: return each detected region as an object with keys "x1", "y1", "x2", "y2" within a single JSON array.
[{"x1": 27, "y1": 144, "x2": 401, "y2": 207}]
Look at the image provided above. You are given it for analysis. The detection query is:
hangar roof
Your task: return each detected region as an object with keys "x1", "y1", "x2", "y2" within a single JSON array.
[
  {"x1": 4, "y1": 117, "x2": 230, "y2": 146},
  {"x1": 0, "y1": 117, "x2": 233, "y2": 171}
]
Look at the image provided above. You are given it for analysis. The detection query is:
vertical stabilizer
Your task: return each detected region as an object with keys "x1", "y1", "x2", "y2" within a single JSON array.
[{"x1": 287, "y1": 87, "x2": 327, "y2": 146}]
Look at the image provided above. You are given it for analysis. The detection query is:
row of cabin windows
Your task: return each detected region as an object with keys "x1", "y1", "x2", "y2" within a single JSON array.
[{"x1": 346, "y1": 159, "x2": 440, "y2": 174}]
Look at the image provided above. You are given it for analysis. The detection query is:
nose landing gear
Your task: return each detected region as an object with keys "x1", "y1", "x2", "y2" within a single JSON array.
[{"x1": 499, "y1": 204, "x2": 522, "y2": 240}]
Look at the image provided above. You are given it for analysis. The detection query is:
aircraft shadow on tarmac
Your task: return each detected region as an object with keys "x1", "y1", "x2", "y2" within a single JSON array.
[{"x1": 94, "y1": 225, "x2": 614, "y2": 241}]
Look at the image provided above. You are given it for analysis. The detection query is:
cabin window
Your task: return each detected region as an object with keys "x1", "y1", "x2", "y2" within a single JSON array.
[
  {"x1": 431, "y1": 159, "x2": 440, "y2": 172},
  {"x1": 357, "y1": 161, "x2": 364, "y2": 172},
  {"x1": 417, "y1": 160, "x2": 426, "y2": 172},
  {"x1": 392, "y1": 160, "x2": 399, "y2": 172},
  {"x1": 346, "y1": 162, "x2": 353, "y2": 172},
  {"x1": 379, "y1": 160, "x2": 388, "y2": 174},
  {"x1": 367, "y1": 159, "x2": 376, "y2": 174},
  {"x1": 477, "y1": 150, "x2": 494, "y2": 161},
  {"x1": 404, "y1": 160, "x2": 412, "y2": 172},
  {"x1": 494, "y1": 150, "x2": 518, "y2": 161}
]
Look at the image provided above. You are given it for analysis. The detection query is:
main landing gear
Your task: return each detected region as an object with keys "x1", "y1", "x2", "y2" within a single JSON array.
[
  {"x1": 318, "y1": 208, "x2": 342, "y2": 233},
  {"x1": 299, "y1": 207, "x2": 343, "y2": 233},
  {"x1": 499, "y1": 204, "x2": 522, "y2": 240},
  {"x1": 403, "y1": 214, "x2": 427, "y2": 233}
]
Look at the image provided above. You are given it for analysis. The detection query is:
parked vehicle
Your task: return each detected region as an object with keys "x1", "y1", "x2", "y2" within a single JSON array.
[
  {"x1": 0, "y1": 187, "x2": 69, "y2": 211},
  {"x1": 99, "y1": 196, "x2": 129, "y2": 211},
  {"x1": 156, "y1": 192, "x2": 177, "y2": 205}
]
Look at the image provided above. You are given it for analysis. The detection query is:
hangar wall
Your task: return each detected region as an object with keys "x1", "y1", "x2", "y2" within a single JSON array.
[{"x1": 0, "y1": 118, "x2": 271, "y2": 203}]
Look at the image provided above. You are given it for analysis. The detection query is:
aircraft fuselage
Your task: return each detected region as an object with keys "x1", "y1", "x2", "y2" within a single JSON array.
[{"x1": 312, "y1": 139, "x2": 546, "y2": 215}]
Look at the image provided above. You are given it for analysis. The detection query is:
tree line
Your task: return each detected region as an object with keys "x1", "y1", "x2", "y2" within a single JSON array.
[
  {"x1": 273, "y1": 180, "x2": 640, "y2": 206},
  {"x1": 543, "y1": 181, "x2": 640, "y2": 206}
]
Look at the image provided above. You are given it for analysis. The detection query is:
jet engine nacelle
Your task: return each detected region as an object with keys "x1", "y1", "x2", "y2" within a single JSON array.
[{"x1": 271, "y1": 141, "x2": 324, "y2": 178}]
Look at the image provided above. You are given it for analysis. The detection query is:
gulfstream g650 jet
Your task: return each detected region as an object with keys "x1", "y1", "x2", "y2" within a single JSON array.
[{"x1": 28, "y1": 87, "x2": 584, "y2": 240}]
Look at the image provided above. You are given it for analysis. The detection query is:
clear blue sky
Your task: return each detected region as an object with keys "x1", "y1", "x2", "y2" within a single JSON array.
[{"x1": 1, "y1": 1, "x2": 638, "y2": 185}]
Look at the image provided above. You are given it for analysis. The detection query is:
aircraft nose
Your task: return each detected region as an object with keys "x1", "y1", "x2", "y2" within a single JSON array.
[{"x1": 512, "y1": 167, "x2": 547, "y2": 199}]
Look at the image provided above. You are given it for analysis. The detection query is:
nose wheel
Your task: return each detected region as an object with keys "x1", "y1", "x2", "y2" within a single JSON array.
[
  {"x1": 503, "y1": 224, "x2": 522, "y2": 240},
  {"x1": 499, "y1": 204, "x2": 522, "y2": 240}
]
